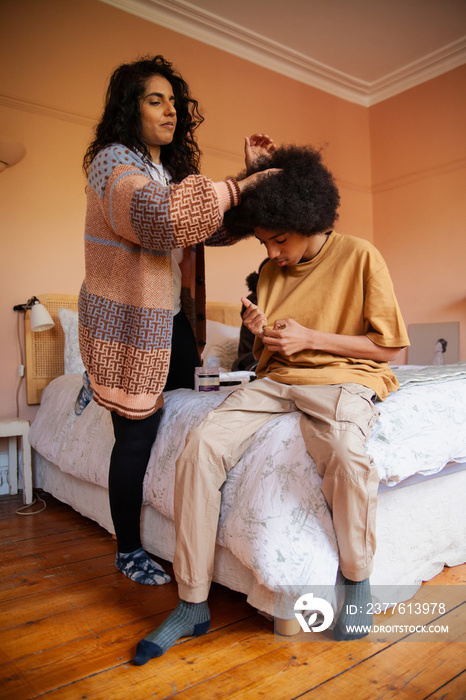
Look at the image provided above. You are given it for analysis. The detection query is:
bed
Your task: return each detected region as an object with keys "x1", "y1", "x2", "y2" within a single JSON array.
[{"x1": 27, "y1": 294, "x2": 466, "y2": 633}]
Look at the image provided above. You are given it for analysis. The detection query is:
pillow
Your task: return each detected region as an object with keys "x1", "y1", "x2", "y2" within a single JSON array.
[
  {"x1": 202, "y1": 319, "x2": 240, "y2": 371},
  {"x1": 58, "y1": 308, "x2": 86, "y2": 375}
]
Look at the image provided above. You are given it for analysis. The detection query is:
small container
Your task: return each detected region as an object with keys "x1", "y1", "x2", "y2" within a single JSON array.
[{"x1": 195, "y1": 366, "x2": 220, "y2": 392}]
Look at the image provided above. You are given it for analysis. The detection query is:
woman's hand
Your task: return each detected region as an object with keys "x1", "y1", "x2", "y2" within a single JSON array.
[
  {"x1": 237, "y1": 167, "x2": 281, "y2": 194},
  {"x1": 241, "y1": 297, "x2": 268, "y2": 337},
  {"x1": 245, "y1": 133, "x2": 276, "y2": 170}
]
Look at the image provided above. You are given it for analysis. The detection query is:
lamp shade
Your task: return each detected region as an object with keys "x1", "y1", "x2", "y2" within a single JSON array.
[
  {"x1": 0, "y1": 135, "x2": 26, "y2": 171},
  {"x1": 30, "y1": 303, "x2": 55, "y2": 332}
]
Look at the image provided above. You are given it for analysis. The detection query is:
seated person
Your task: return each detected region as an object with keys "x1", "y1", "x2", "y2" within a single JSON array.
[
  {"x1": 232, "y1": 259, "x2": 269, "y2": 372},
  {"x1": 133, "y1": 144, "x2": 410, "y2": 664}
]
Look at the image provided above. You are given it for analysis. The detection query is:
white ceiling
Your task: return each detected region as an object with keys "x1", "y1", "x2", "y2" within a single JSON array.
[{"x1": 100, "y1": 0, "x2": 466, "y2": 105}]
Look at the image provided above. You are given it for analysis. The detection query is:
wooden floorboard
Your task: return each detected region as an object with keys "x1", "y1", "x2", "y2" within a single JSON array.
[{"x1": 0, "y1": 493, "x2": 464, "y2": 700}]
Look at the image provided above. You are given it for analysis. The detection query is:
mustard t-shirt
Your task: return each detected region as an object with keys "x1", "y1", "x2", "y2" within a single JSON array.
[{"x1": 254, "y1": 231, "x2": 410, "y2": 400}]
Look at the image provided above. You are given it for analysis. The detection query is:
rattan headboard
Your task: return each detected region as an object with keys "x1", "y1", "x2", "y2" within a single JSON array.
[
  {"x1": 205, "y1": 301, "x2": 242, "y2": 328},
  {"x1": 25, "y1": 294, "x2": 79, "y2": 404},
  {"x1": 24, "y1": 294, "x2": 242, "y2": 404}
]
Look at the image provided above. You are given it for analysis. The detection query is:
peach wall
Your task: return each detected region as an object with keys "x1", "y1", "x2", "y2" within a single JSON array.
[
  {"x1": 0, "y1": 0, "x2": 372, "y2": 422},
  {"x1": 1, "y1": 0, "x2": 465, "y2": 430},
  {"x1": 3, "y1": 0, "x2": 464, "y2": 427},
  {"x1": 370, "y1": 65, "x2": 466, "y2": 363}
]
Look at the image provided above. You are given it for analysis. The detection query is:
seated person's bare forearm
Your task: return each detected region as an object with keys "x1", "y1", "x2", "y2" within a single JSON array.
[
  {"x1": 241, "y1": 298, "x2": 403, "y2": 363},
  {"x1": 302, "y1": 329, "x2": 403, "y2": 362},
  {"x1": 262, "y1": 319, "x2": 403, "y2": 362}
]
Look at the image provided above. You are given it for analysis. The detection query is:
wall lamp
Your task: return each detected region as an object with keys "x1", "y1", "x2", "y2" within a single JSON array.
[
  {"x1": 13, "y1": 297, "x2": 55, "y2": 332},
  {"x1": 13, "y1": 297, "x2": 55, "y2": 417}
]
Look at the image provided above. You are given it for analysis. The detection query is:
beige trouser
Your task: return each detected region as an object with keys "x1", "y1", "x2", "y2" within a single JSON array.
[{"x1": 174, "y1": 379, "x2": 380, "y2": 602}]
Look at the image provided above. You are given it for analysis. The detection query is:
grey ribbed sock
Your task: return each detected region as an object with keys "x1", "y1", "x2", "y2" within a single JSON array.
[
  {"x1": 133, "y1": 600, "x2": 210, "y2": 665},
  {"x1": 333, "y1": 577, "x2": 373, "y2": 640}
]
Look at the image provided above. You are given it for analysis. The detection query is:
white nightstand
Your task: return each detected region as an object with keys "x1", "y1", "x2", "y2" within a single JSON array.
[{"x1": 0, "y1": 419, "x2": 33, "y2": 504}]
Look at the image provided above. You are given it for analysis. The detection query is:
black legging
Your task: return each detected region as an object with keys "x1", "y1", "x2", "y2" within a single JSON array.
[{"x1": 109, "y1": 309, "x2": 200, "y2": 552}]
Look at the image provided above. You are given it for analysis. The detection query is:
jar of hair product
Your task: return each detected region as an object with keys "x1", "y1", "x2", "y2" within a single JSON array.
[{"x1": 194, "y1": 366, "x2": 220, "y2": 392}]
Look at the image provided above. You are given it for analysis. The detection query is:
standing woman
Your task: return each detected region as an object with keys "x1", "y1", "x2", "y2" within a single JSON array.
[{"x1": 78, "y1": 55, "x2": 274, "y2": 586}]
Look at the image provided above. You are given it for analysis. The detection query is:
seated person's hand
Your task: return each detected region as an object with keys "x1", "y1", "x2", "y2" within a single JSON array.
[
  {"x1": 241, "y1": 297, "x2": 268, "y2": 337},
  {"x1": 263, "y1": 318, "x2": 311, "y2": 356}
]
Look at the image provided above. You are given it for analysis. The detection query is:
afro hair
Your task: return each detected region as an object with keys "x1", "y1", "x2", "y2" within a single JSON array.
[{"x1": 224, "y1": 144, "x2": 340, "y2": 239}]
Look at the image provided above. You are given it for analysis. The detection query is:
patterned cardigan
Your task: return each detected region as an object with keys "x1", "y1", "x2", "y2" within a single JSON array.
[{"x1": 78, "y1": 144, "x2": 236, "y2": 419}]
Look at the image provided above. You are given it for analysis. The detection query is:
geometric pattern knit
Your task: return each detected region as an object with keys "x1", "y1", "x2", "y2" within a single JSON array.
[{"x1": 78, "y1": 144, "x2": 234, "y2": 419}]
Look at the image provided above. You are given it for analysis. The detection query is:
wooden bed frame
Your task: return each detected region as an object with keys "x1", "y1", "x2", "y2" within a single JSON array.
[{"x1": 25, "y1": 294, "x2": 242, "y2": 405}]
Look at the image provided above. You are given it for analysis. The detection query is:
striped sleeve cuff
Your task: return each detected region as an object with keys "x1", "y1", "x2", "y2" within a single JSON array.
[{"x1": 213, "y1": 179, "x2": 241, "y2": 215}]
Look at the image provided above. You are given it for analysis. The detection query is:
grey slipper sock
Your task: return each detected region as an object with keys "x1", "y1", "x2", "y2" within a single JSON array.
[
  {"x1": 133, "y1": 600, "x2": 210, "y2": 665},
  {"x1": 333, "y1": 577, "x2": 373, "y2": 641},
  {"x1": 116, "y1": 547, "x2": 171, "y2": 585}
]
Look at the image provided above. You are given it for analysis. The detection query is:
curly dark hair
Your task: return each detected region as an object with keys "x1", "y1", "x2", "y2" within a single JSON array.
[
  {"x1": 224, "y1": 144, "x2": 340, "y2": 238},
  {"x1": 83, "y1": 55, "x2": 204, "y2": 180}
]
